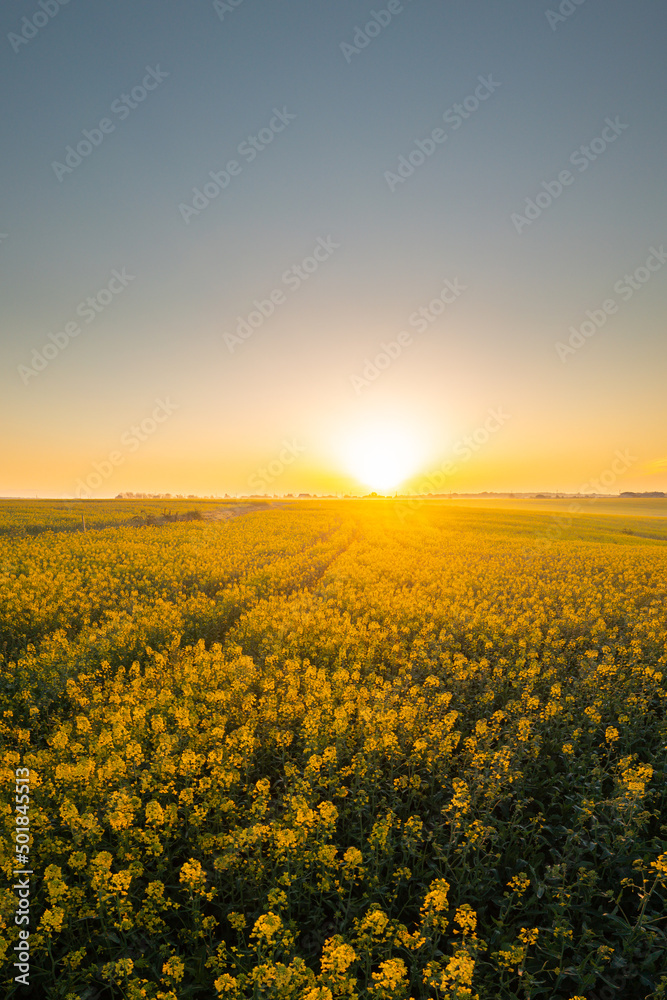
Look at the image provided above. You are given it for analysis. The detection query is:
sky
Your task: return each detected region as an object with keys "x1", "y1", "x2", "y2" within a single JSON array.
[{"x1": 1, "y1": 0, "x2": 666, "y2": 497}]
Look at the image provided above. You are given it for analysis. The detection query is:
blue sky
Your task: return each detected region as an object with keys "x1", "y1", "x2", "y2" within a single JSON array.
[{"x1": 1, "y1": 0, "x2": 666, "y2": 495}]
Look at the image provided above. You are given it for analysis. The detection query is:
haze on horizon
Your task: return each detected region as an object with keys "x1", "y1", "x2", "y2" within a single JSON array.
[{"x1": 1, "y1": 0, "x2": 666, "y2": 498}]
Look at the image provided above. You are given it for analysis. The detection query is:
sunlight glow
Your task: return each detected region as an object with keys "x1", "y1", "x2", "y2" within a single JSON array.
[{"x1": 337, "y1": 419, "x2": 430, "y2": 492}]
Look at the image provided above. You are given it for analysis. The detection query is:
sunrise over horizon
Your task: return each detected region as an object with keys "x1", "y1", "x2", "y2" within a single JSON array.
[{"x1": 1, "y1": 0, "x2": 666, "y2": 498}]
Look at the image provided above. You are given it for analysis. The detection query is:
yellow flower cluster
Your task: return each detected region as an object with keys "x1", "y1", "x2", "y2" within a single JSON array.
[{"x1": 0, "y1": 498, "x2": 665, "y2": 998}]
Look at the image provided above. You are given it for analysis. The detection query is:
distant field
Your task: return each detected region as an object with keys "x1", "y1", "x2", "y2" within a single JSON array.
[
  {"x1": 439, "y1": 496, "x2": 667, "y2": 519},
  {"x1": 1, "y1": 500, "x2": 665, "y2": 998},
  {"x1": 0, "y1": 498, "x2": 273, "y2": 535},
  {"x1": 416, "y1": 497, "x2": 667, "y2": 544},
  {"x1": 1, "y1": 495, "x2": 666, "y2": 539}
]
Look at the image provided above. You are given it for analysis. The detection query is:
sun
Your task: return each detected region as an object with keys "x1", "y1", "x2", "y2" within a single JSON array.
[{"x1": 337, "y1": 419, "x2": 429, "y2": 493}]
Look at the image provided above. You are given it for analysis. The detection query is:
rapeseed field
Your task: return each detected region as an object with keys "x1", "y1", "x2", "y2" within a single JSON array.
[{"x1": 1, "y1": 500, "x2": 666, "y2": 999}]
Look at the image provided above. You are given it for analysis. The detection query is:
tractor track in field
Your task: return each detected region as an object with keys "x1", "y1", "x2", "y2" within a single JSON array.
[{"x1": 200, "y1": 501, "x2": 292, "y2": 522}]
